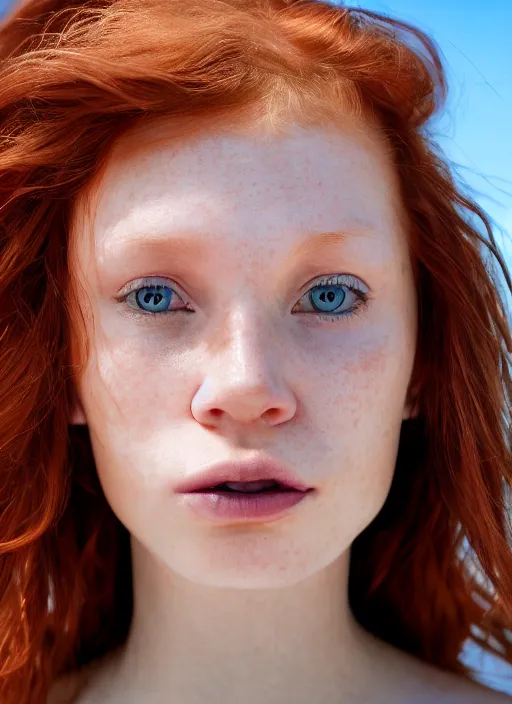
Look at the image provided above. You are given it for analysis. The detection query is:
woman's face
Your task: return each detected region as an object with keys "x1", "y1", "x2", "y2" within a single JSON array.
[{"x1": 69, "y1": 120, "x2": 417, "y2": 588}]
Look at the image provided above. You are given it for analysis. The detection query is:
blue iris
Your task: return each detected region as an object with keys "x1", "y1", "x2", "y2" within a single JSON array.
[
  {"x1": 135, "y1": 285, "x2": 173, "y2": 313},
  {"x1": 310, "y1": 285, "x2": 346, "y2": 313}
]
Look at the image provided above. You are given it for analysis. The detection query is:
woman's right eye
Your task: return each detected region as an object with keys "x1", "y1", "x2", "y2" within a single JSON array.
[{"x1": 124, "y1": 282, "x2": 190, "y2": 316}]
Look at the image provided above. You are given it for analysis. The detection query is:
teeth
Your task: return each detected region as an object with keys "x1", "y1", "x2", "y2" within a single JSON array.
[{"x1": 223, "y1": 480, "x2": 279, "y2": 493}]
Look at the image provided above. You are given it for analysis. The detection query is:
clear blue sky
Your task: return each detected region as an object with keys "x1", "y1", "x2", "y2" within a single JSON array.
[{"x1": 0, "y1": 0, "x2": 511, "y2": 695}]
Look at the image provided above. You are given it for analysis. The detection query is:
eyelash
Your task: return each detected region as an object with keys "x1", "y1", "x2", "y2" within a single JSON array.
[{"x1": 115, "y1": 274, "x2": 371, "y2": 325}]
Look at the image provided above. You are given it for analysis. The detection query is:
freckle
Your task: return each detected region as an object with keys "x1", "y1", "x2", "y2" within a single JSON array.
[{"x1": 354, "y1": 347, "x2": 387, "y2": 376}]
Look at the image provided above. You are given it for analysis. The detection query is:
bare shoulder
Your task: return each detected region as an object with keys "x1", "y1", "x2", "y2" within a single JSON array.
[
  {"x1": 378, "y1": 639, "x2": 511, "y2": 703},
  {"x1": 442, "y1": 672, "x2": 511, "y2": 703},
  {"x1": 412, "y1": 659, "x2": 511, "y2": 703}
]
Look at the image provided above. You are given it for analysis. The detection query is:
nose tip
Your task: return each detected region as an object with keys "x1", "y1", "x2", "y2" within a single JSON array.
[{"x1": 191, "y1": 379, "x2": 297, "y2": 429}]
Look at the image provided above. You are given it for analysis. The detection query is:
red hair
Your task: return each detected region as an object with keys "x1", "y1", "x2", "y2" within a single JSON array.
[{"x1": 0, "y1": 0, "x2": 510, "y2": 701}]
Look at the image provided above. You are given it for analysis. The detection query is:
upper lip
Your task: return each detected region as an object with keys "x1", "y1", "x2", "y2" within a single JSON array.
[{"x1": 174, "y1": 456, "x2": 313, "y2": 493}]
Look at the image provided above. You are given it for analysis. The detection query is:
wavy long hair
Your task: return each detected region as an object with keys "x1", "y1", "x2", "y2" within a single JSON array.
[{"x1": 0, "y1": 0, "x2": 510, "y2": 701}]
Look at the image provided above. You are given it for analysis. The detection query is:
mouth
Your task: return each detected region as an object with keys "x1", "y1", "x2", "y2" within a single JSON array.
[
  {"x1": 191, "y1": 480, "x2": 303, "y2": 494},
  {"x1": 178, "y1": 477, "x2": 315, "y2": 523},
  {"x1": 174, "y1": 457, "x2": 313, "y2": 495}
]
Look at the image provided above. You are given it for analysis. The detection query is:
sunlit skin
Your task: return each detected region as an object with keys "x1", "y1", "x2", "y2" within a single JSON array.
[{"x1": 65, "y1": 117, "x2": 471, "y2": 703}]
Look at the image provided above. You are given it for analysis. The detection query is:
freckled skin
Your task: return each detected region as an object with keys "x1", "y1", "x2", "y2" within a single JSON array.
[{"x1": 68, "y1": 121, "x2": 427, "y2": 703}]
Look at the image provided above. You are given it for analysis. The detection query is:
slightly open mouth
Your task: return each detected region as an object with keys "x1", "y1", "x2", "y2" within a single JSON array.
[{"x1": 194, "y1": 480, "x2": 290, "y2": 494}]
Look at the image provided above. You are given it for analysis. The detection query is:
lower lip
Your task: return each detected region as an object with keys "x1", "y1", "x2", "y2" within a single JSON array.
[{"x1": 178, "y1": 488, "x2": 313, "y2": 522}]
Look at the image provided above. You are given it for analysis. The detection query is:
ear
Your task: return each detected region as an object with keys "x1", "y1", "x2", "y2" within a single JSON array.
[
  {"x1": 402, "y1": 402, "x2": 418, "y2": 421},
  {"x1": 69, "y1": 393, "x2": 87, "y2": 425},
  {"x1": 402, "y1": 387, "x2": 420, "y2": 420}
]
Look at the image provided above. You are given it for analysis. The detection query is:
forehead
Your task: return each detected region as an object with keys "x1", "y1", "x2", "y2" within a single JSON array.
[{"x1": 74, "y1": 121, "x2": 406, "y2": 262}]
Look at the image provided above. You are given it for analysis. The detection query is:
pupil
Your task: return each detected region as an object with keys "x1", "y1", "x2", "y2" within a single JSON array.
[
  {"x1": 144, "y1": 292, "x2": 163, "y2": 305},
  {"x1": 312, "y1": 285, "x2": 345, "y2": 313}
]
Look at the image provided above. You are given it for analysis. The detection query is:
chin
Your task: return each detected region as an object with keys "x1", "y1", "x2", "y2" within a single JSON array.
[{"x1": 150, "y1": 528, "x2": 345, "y2": 590}]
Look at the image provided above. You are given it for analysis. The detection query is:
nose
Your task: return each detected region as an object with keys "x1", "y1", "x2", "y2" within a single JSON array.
[{"x1": 190, "y1": 312, "x2": 297, "y2": 429}]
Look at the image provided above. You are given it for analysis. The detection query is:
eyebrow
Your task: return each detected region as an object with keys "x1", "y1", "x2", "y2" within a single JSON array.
[
  {"x1": 289, "y1": 229, "x2": 370, "y2": 260},
  {"x1": 102, "y1": 227, "x2": 372, "y2": 261}
]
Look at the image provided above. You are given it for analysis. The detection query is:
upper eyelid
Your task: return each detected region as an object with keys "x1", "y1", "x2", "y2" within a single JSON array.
[{"x1": 117, "y1": 276, "x2": 181, "y2": 296}]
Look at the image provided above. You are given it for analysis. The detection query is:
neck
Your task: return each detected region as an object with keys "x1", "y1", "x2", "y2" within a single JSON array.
[{"x1": 103, "y1": 538, "x2": 384, "y2": 704}]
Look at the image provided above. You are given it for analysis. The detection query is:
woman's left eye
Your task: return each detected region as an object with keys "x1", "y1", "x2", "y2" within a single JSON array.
[
  {"x1": 292, "y1": 274, "x2": 370, "y2": 322},
  {"x1": 118, "y1": 274, "x2": 370, "y2": 323}
]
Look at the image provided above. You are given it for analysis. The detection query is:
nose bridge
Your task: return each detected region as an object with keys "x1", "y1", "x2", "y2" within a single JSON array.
[
  {"x1": 191, "y1": 298, "x2": 296, "y2": 426},
  {"x1": 213, "y1": 301, "x2": 279, "y2": 383}
]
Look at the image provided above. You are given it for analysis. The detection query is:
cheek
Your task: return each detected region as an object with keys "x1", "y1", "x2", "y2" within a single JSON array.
[
  {"x1": 83, "y1": 335, "x2": 193, "y2": 423},
  {"x1": 303, "y1": 317, "x2": 413, "y2": 427},
  {"x1": 79, "y1": 337, "x2": 200, "y2": 501},
  {"x1": 296, "y1": 323, "x2": 414, "y2": 510}
]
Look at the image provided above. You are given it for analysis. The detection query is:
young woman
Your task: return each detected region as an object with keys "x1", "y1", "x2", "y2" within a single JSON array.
[{"x1": 0, "y1": 0, "x2": 510, "y2": 702}]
